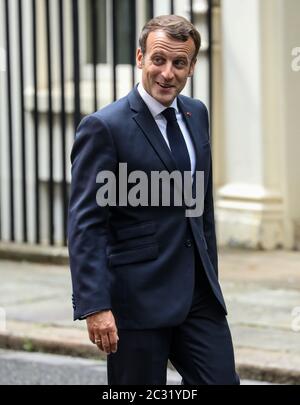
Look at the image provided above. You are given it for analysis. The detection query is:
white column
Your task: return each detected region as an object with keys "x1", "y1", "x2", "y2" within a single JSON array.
[
  {"x1": 281, "y1": 0, "x2": 300, "y2": 249},
  {"x1": 217, "y1": 0, "x2": 300, "y2": 249}
]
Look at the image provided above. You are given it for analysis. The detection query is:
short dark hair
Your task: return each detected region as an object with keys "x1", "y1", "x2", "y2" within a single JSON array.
[{"x1": 139, "y1": 15, "x2": 201, "y2": 61}]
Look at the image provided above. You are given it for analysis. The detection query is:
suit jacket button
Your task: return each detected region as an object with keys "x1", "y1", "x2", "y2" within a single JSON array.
[{"x1": 185, "y1": 239, "x2": 193, "y2": 248}]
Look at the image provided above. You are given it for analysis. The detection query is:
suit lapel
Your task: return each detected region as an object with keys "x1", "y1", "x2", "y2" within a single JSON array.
[
  {"x1": 177, "y1": 97, "x2": 209, "y2": 199},
  {"x1": 177, "y1": 97, "x2": 203, "y2": 173},
  {"x1": 128, "y1": 88, "x2": 177, "y2": 173},
  {"x1": 128, "y1": 88, "x2": 208, "y2": 178}
]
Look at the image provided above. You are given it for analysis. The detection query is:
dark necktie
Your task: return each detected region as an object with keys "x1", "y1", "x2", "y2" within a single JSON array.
[{"x1": 162, "y1": 108, "x2": 191, "y2": 175}]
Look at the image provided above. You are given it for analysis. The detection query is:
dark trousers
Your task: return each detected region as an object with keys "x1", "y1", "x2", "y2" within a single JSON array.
[{"x1": 107, "y1": 254, "x2": 240, "y2": 385}]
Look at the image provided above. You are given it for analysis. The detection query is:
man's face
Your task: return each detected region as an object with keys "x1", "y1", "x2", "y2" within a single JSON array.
[{"x1": 136, "y1": 31, "x2": 197, "y2": 106}]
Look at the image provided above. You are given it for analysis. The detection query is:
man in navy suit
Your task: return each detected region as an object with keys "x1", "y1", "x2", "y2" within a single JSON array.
[{"x1": 68, "y1": 15, "x2": 239, "y2": 385}]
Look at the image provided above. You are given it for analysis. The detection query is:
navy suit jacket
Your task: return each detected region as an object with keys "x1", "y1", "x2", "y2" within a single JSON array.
[{"x1": 68, "y1": 86, "x2": 227, "y2": 329}]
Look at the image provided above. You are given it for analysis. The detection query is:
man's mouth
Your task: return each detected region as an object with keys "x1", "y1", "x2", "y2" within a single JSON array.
[{"x1": 156, "y1": 82, "x2": 174, "y2": 89}]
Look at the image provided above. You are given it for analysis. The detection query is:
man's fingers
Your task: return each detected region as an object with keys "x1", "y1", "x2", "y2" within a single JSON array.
[
  {"x1": 86, "y1": 311, "x2": 118, "y2": 354},
  {"x1": 101, "y1": 334, "x2": 111, "y2": 354},
  {"x1": 108, "y1": 331, "x2": 119, "y2": 353},
  {"x1": 95, "y1": 331, "x2": 118, "y2": 354},
  {"x1": 95, "y1": 338, "x2": 104, "y2": 352},
  {"x1": 94, "y1": 336, "x2": 101, "y2": 345}
]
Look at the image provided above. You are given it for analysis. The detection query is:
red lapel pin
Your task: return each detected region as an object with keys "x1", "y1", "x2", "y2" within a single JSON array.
[{"x1": 186, "y1": 112, "x2": 192, "y2": 118}]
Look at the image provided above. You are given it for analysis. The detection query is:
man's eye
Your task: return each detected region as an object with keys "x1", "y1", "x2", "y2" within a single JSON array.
[
  {"x1": 153, "y1": 57, "x2": 164, "y2": 65},
  {"x1": 174, "y1": 60, "x2": 186, "y2": 68}
]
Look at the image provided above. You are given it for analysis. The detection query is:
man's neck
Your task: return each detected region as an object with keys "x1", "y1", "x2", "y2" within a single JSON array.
[{"x1": 137, "y1": 83, "x2": 178, "y2": 118}]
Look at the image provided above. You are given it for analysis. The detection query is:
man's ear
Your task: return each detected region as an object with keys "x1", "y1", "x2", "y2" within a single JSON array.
[
  {"x1": 188, "y1": 59, "x2": 197, "y2": 77},
  {"x1": 136, "y1": 48, "x2": 143, "y2": 69}
]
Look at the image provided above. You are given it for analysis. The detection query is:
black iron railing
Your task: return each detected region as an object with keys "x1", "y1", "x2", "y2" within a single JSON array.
[{"x1": 0, "y1": 0, "x2": 212, "y2": 246}]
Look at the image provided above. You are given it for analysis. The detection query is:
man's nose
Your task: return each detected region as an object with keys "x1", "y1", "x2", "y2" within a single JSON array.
[{"x1": 161, "y1": 62, "x2": 174, "y2": 81}]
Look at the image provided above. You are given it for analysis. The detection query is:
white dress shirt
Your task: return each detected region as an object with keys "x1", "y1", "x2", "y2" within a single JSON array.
[{"x1": 137, "y1": 83, "x2": 196, "y2": 176}]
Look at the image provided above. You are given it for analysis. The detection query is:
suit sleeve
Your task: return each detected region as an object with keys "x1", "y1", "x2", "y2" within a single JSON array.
[
  {"x1": 68, "y1": 114, "x2": 117, "y2": 320},
  {"x1": 202, "y1": 104, "x2": 219, "y2": 277}
]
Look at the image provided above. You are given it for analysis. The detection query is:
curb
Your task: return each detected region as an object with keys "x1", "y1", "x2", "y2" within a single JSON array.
[
  {"x1": 236, "y1": 363, "x2": 300, "y2": 385},
  {"x1": 1, "y1": 333, "x2": 299, "y2": 384},
  {"x1": 0, "y1": 333, "x2": 106, "y2": 361},
  {"x1": 0, "y1": 243, "x2": 69, "y2": 265}
]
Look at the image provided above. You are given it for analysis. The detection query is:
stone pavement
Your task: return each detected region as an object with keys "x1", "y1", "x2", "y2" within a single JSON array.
[{"x1": 0, "y1": 248, "x2": 300, "y2": 384}]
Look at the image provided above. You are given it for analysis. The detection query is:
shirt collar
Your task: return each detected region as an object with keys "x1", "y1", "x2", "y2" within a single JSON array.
[{"x1": 137, "y1": 83, "x2": 178, "y2": 119}]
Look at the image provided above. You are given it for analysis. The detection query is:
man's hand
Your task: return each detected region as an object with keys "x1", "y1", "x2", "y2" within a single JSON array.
[{"x1": 86, "y1": 310, "x2": 119, "y2": 355}]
